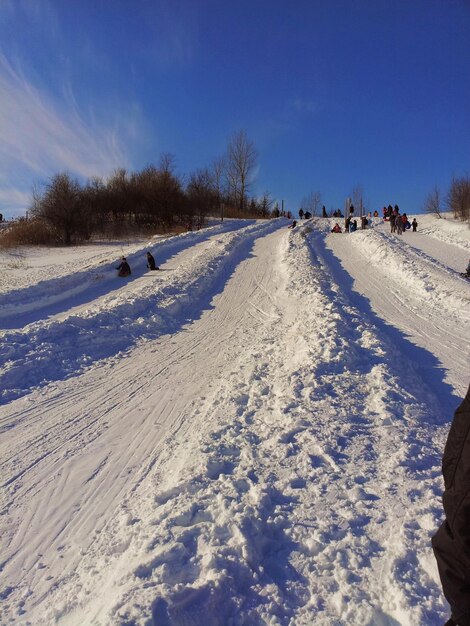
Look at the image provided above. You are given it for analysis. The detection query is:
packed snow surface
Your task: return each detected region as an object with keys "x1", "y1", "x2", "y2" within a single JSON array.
[{"x1": 0, "y1": 214, "x2": 469, "y2": 625}]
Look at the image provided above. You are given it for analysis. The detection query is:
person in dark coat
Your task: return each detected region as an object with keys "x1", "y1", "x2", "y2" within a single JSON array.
[
  {"x1": 116, "y1": 257, "x2": 131, "y2": 277},
  {"x1": 464, "y1": 259, "x2": 470, "y2": 278},
  {"x1": 412, "y1": 218, "x2": 418, "y2": 232},
  {"x1": 146, "y1": 251, "x2": 159, "y2": 271},
  {"x1": 433, "y1": 382, "x2": 470, "y2": 626}
]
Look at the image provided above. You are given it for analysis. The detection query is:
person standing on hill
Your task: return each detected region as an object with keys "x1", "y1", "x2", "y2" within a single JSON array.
[
  {"x1": 433, "y1": 382, "x2": 470, "y2": 626},
  {"x1": 116, "y1": 257, "x2": 131, "y2": 277},
  {"x1": 395, "y1": 212, "x2": 403, "y2": 235},
  {"x1": 146, "y1": 251, "x2": 159, "y2": 271},
  {"x1": 412, "y1": 218, "x2": 418, "y2": 232}
]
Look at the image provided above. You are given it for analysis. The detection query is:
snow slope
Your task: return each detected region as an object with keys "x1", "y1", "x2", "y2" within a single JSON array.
[
  {"x1": 0, "y1": 215, "x2": 469, "y2": 625},
  {"x1": 325, "y1": 214, "x2": 470, "y2": 396}
]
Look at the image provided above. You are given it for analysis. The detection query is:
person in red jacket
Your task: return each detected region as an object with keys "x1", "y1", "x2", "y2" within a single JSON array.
[{"x1": 433, "y1": 382, "x2": 470, "y2": 626}]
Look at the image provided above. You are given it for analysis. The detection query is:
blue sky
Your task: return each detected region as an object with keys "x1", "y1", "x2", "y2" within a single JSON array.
[{"x1": 1, "y1": 0, "x2": 469, "y2": 218}]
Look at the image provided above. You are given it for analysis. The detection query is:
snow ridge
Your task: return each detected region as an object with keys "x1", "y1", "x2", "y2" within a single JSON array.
[
  {"x1": 19, "y1": 222, "x2": 451, "y2": 625},
  {"x1": 0, "y1": 221, "x2": 253, "y2": 324},
  {"x1": 0, "y1": 217, "x2": 463, "y2": 625},
  {"x1": 0, "y1": 220, "x2": 280, "y2": 405}
]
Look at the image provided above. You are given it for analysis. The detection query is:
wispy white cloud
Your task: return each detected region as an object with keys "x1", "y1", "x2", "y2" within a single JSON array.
[
  {"x1": 0, "y1": 52, "x2": 132, "y2": 177},
  {"x1": 0, "y1": 0, "x2": 60, "y2": 38},
  {"x1": 0, "y1": 52, "x2": 139, "y2": 214},
  {"x1": 0, "y1": 187, "x2": 31, "y2": 211}
]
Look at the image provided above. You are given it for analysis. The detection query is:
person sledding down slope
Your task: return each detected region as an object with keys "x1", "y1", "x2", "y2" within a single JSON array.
[
  {"x1": 116, "y1": 257, "x2": 131, "y2": 277},
  {"x1": 146, "y1": 251, "x2": 159, "y2": 271}
]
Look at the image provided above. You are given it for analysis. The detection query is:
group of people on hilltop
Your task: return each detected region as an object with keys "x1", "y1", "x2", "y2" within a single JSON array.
[
  {"x1": 382, "y1": 204, "x2": 416, "y2": 232},
  {"x1": 116, "y1": 251, "x2": 159, "y2": 277},
  {"x1": 382, "y1": 205, "x2": 398, "y2": 219},
  {"x1": 389, "y1": 208, "x2": 417, "y2": 234},
  {"x1": 328, "y1": 203, "x2": 418, "y2": 235}
]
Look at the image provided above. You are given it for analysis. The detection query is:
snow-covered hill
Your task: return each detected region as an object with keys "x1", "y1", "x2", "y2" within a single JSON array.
[{"x1": 0, "y1": 214, "x2": 469, "y2": 625}]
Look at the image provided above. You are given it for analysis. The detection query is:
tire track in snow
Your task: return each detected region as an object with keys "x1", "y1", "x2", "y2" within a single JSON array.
[
  {"x1": 0, "y1": 224, "x2": 287, "y2": 624},
  {"x1": 35, "y1": 223, "x2": 453, "y2": 625},
  {"x1": 0, "y1": 220, "x2": 282, "y2": 405},
  {"x1": 323, "y1": 221, "x2": 469, "y2": 397},
  {"x1": 0, "y1": 221, "x2": 252, "y2": 327},
  {"x1": 0, "y1": 220, "x2": 457, "y2": 625}
]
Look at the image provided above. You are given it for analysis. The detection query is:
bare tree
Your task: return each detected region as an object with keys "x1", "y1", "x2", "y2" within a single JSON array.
[
  {"x1": 447, "y1": 176, "x2": 470, "y2": 222},
  {"x1": 225, "y1": 130, "x2": 258, "y2": 210},
  {"x1": 83, "y1": 176, "x2": 109, "y2": 235},
  {"x1": 31, "y1": 172, "x2": 85, "y2": 245},
  {"x1": 351, "y1": 184, "x2": 366, "y2": 214},
  {"x1": 300, "y1": 191, "x2": 322, "y2": 216},
  {"x1": 424, "y1": 186, "x2": 442, "y2": 218},
  {"x1": 258, "y1": 191, "x2": 274, "y2": 218},
  {"x1": 107, "y1": 168, "x2": 132, "y2": 221},
  {"x1": 159, "y1": 152, "x2": 176, "y2": 175},
  {"x1": 211, "y1": 155, "x2": 226, "y2": 206},
  {"x1": 132, "y1": 162, "x2": 183, "y2": 226},
  {"x1": 187, "y1": 168, "x2": 218, "y2": 222}
]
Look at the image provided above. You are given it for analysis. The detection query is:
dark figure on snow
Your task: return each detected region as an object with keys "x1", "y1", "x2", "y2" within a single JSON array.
[
  {"x1": 146, "y1": 251, "x2": 159, "y2": 271},
  {"x1": 463, "y1": 259, "x2": 470, "y2": 278},
  {"x1": 299, "y1": 208, "x2": 304, "y2": 219},
  {"x1": 412, "y1": 218, "x2": 418, "y2": 232},
  {"x1": 395, "y1": 213, "x2": 403, "y2": 235},
  {"x1": 322, "y1": 206, "x2": 328, "y2": 218},
  {"x1": 116, "y1": 257, "x2": 131, "y2": 277},
  {"x1": 433, "y1": 382, "x2": 470, "y2": 626},
  {"x1": 304, "y1": 211, "x2": 312, "y2": 219},
  {"x1": 288, "y1": 220, "x2": 297, "y2": 229}
]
